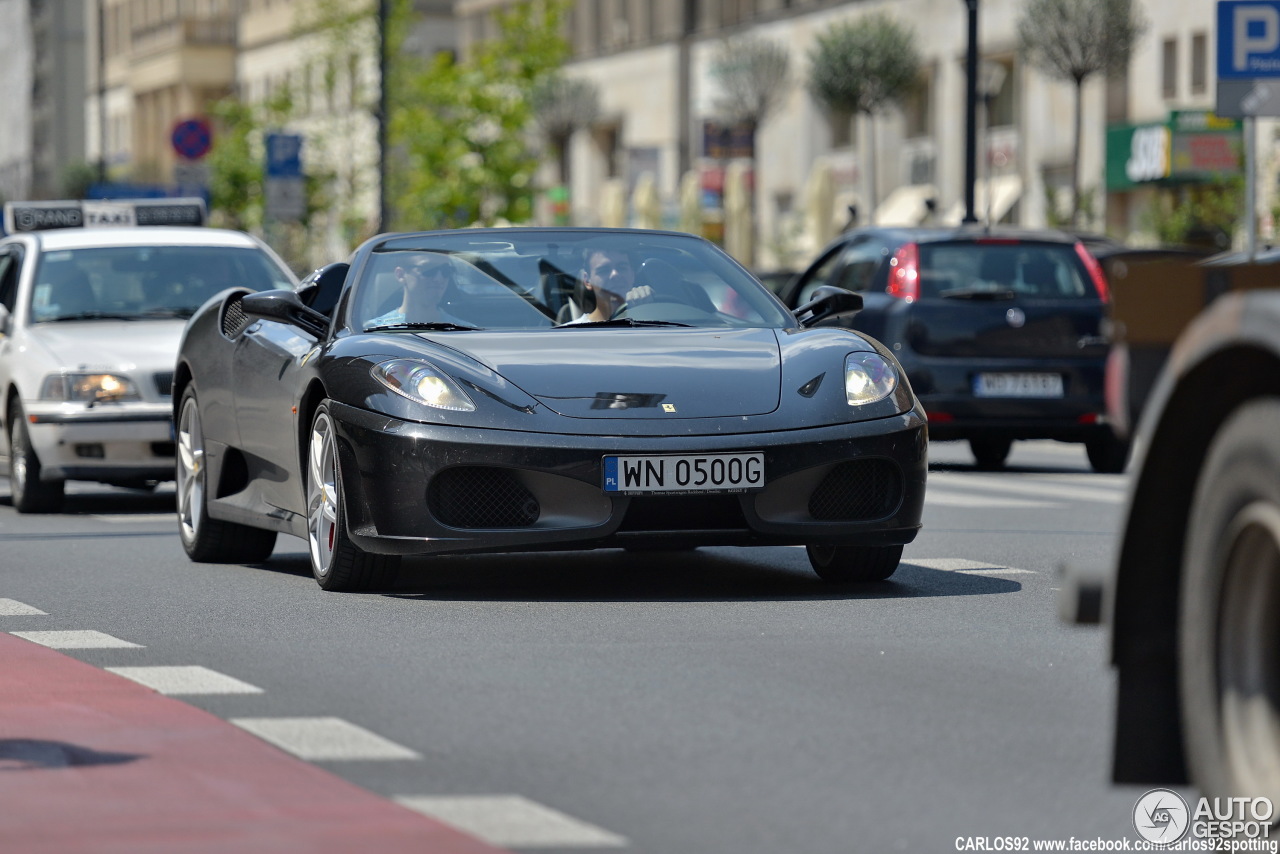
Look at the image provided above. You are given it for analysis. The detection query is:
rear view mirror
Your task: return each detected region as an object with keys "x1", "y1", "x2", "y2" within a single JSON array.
[
  {"x1": 794, "y1": 285, "x2": 863, "y2": 328},
  {"x1": 241, "y1": 289, "x2": 330, "y2": 338}
]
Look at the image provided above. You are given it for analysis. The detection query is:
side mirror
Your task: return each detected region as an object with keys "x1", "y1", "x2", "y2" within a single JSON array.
[
  {"x1": 794, "y1": 285, "x2": 863, "y2": 328},
  {"x1": 296, "y1": 262, "x2": 350, "y2": 317},
  {"x1": 241, "y1": 289, "x2": 330, "y2": 338}
]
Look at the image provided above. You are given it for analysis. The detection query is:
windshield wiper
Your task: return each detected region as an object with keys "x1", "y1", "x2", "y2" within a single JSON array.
[
  {"x1": 46, "y1": 311, "x2": 142, "y2": 322},
  {"x1": 363, "y1": 321, "x2": 480, "y2": 332},
  {"x1": 139, "y1": 308, "x2": 196, "y2": 319},
  {"x1": 939, "y1": 287, "x2": 1018, "y2": 301},
  {"x1": 556, "y1": 318, "x2": 692, "y2": 328}
]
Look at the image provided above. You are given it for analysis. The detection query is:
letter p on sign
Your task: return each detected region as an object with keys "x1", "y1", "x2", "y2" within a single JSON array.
[{"x1": 1238, "y1": 6, "x2": 1280, "y2": 70}]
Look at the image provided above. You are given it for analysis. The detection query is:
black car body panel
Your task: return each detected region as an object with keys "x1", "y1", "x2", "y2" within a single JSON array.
[{"x1": 175, "y1": 228, "x2": 926, "y2": 569}]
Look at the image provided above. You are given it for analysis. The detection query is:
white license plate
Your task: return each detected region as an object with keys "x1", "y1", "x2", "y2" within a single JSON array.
[
  {"x1": 973, "y1": 373, "x2": 1064, "y2": 398},
  {"x1": 603, "y1": 452, "x2": 765, "y2": 494}
]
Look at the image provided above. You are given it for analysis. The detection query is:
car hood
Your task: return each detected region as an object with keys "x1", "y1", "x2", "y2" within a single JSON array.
[
  {"x1": 26, "y1": 320, "x2": 184, "y2": 372},
  {"x1": 428, "y1": 327, "x2": 783, "y2": 418}
]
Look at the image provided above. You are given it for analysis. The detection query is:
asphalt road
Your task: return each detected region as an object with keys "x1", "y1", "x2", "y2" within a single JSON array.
[{"x1": 0, "y1": 439, "x2": 1174, "y2": 853}]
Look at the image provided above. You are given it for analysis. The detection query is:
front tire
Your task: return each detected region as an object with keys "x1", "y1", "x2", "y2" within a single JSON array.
[
  {"x1": 8, "y1": 403, "x2": 64, "y2": 513},
  {"x1": 307, "y1": 403, "x2": 400, "y2": 592},
  {"x1": 176, "y1": 385, "x2": 276, "y2": 563},
  {"x1": 806, "y1": 544, "x2": 902, "y2": 583},
  {"x1": 1180, "y1": 398, "x2": 1280, "y2": 802}
]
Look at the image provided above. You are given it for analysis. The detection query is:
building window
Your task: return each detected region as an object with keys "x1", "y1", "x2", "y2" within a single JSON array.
[
  {"x1": 1191, "y1": 32, "x2": 1207, "y2": 95},
  {"x1": 1162, "y1": 37, "x2": 1177, "y2": 99},
  {"x1": 902, "y1": 71, "x2": 933, "y2": 139}
]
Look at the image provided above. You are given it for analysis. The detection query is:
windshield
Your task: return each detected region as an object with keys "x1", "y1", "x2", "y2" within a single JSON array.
[
  {"x1": 350, "y1": 230, "x2": 794, "y2": 331},
  {"x1": 30, "y1": 245, "x2": 295, "y2": 322}
]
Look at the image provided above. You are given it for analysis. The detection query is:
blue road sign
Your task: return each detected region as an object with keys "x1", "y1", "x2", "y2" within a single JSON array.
[
  {"x1": 1220, "y1": 1, "x2": 1280, "y2": 79},
  {"x1": 171, "y1": 118, "x2": 213, "y2": 160},
  {"x1": 265, "y1": 133, "x2": 304, "y2": 178}
]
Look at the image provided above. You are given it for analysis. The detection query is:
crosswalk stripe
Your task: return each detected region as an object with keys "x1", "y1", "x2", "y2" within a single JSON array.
[
  {"x1": 0, "y1": 599, "x2": 47, "y2": 616},
  {"x1": 106, "y1": 665, "x2": 264, "y2": 695},
  {"x1": 395, "y1": 795, "x2": 628, "y2": 848},
  {"x1": 930, "y1": 473, "x2": 1123, "y2": 504},
  {"x1": 925, "y1": 489, "x2": 1055, "y2": 508},
  {"x1": 908, "y1": 558, "x2": 1035, "y2": 575},
  {"x1": 229, "y1": 716, "x2": 421, "y2": 761},
  {"x1": 10, "y1": 630, "x2": 143, "y2": 649}
]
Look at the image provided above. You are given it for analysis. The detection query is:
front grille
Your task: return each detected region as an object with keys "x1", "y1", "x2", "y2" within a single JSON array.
[
  {"x1": 618, "y1": 494, "x2": 747, "y2": 532},
  {"x1": 153, "y1": 371, "x2": 174, "y2": 397},
  {"x1": 808, "y1": 459, "x2": 903, "y2": 521},
  {"x1": 221, "y1": 296, "x2": 250, "y2": 337},
  {"x1": 428, "y1": 467, "x2": 540, "y2": 528}
]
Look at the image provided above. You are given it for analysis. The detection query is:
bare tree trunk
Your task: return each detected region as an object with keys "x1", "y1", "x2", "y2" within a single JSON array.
[
  {"x1": 1071, "y1": 76, "x2": 1084, "y2": 228},
  {"x1": 865, "y1": 113, "x2": 878, "y2": 223}
]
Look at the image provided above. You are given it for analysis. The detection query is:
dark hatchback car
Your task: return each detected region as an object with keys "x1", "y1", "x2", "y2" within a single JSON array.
[{"x1": 780, "y1": 226, "x2": 1124, "y2": 472}]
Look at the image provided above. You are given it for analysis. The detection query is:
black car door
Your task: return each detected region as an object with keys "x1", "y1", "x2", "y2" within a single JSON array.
[{"x1": 230, "y1": 317, "x2": 322, "y2": 518}]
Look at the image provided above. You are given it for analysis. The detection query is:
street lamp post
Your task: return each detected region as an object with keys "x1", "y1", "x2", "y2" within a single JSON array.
[{"x1": 962, "y1": 0, "x2": 979, "y2": 224}]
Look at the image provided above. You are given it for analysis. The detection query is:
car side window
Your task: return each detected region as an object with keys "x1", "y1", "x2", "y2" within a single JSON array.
[
  {"x1": 794, "y1": 244, "x2": 851, "y2": 305},
  {"x1": 836, "y1": 239, "x2": 890, "y2": 292}
]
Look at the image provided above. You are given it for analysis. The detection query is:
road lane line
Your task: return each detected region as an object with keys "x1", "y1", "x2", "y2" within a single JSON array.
[
  {"x1": 90, "y1": 513, "x2": 177, "y2": 524},
  {"x1": 10, "y1": 630, "x2": 143, "y2": 649},
  {"x1": 0, "y1": 599, "x2": 47, "y2": 615},
  {"x1": 395, "y1": 795, "x2": 627, "y2": 848},
  {"x1": 230, "y1": 716, "x2": 421, "y2": 761},
  {"x1": 106, "y1": 665, "x2": 264, "y2": 695},
  {"x1": 907, "y1": 558, "x2": 1035, "y2": 575}
]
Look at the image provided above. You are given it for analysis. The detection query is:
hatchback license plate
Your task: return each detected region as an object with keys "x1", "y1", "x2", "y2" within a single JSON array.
[
  {"x1": 973, "y1": 373, "x2": 1064, "y2": 398},
  {"x1": 603, "y1": 452, "x2": 765, "y2": 494}
]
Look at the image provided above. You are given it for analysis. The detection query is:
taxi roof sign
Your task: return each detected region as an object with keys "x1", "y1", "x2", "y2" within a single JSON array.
[{"x1": 3, "y1": 197, "x2": 207, "y2": 234}]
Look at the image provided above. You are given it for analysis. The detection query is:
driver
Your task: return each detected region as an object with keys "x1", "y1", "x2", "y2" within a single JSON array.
[{"x1": 564, "y1": 247, "x2": 655, "y2": 323}]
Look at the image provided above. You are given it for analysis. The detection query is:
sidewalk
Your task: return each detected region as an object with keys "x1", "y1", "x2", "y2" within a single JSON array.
[{"x1": 0, "y1": 632, "x2": 507, "y2": 854}]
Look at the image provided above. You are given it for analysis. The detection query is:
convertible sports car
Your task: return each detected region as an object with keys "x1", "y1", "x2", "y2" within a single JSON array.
[{"x1": 174, "y1": 228, "x2": 927, "y2": 591}]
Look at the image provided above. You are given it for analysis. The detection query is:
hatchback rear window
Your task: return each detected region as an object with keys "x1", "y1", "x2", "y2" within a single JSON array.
[{"x1": 917, "y1": 243, "x2": 1094, "y2": 300}]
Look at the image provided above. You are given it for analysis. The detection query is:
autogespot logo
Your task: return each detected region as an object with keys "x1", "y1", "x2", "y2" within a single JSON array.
[{"x1": 1133, "y1": 788, "x2": 1191, "y2": 843}]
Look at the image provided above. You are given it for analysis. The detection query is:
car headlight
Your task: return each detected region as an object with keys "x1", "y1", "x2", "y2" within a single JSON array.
[
  {"x1": 845, "y1": 352, "x2": 897, "y2": 406},
  {"x1": 40, "y1": 372, "x2": 141, "y2": 403},
  {"x1": 371, "y1": 359, "x2": 476, "y2": 412}
]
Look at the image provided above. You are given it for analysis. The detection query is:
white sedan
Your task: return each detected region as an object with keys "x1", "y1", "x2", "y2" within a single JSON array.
[{"x1": 0, "y1": 207, "x2": 297, "y2": 512}]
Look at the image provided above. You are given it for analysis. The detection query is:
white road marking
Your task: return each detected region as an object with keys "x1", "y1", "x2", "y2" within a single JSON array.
[
  {"x1": 0, "y1": 599, "x2": 47, "y2": 616},
  {"x1": 105, "y1": 665, "x2": 263, "y2": 695},
  {"x1": 10, "y1": 630, "x2": 143, "y2": 649},
  {"x1": 907, "y1": 558, "x2": 1035, "y2": 575},
  {"x1": 925, "y1": 488, "x2": 1055, "y2": 508},
  {"x1": 395, "y1": 795, "x2": 628, "y2": 848},
  {"x1": 90, "y1": 513, "x2": 176, "y2": 524},
  {"x1": 932, "y1": 473, "x2": 1123, "y2": 504},
  {"x1": 229, "y1": 716, "x2": 421, "y2": 761}
]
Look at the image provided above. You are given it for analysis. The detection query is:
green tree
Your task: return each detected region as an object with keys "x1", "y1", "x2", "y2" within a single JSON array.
[
  {"x1": 807, "y1": 13, "x2": 921, "y2": 218},
  {"x1": 390, "y1": 0, "x2": 571, "y2": 229},
  {"x1": 1018, "y1": 0, "x2": 1147, "y2": 227},
  {"x1": 204, "y1": 89, "x2": 294, "y2": 233}
]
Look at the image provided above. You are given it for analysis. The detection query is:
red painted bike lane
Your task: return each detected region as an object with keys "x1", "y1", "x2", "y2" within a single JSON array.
[{"x1": 0, "y1": 632, "x2": 508, "y2": 854}]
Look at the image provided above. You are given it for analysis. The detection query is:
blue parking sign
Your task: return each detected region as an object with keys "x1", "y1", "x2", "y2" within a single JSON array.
[
  {"x1": 1220, "y1": 1, "x2": 1280, "y2": 78},
  {"x1": 265, "y1": 133, "x2": 303, "y2": 178}
]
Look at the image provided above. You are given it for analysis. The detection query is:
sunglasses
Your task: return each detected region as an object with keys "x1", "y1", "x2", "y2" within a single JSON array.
[{"x1": 410, "y1": 264, "x2": 448, "y2": 280}]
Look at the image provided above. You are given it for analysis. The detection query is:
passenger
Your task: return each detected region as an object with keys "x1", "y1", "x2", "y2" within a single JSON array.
[{"x1": 365, "y1": 255, "x2": 468, "y2": 328}]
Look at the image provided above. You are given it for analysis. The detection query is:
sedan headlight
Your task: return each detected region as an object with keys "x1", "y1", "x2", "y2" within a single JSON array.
[
  {"x1": 845, "y1": 352, "x2": 898, "y2": 406},
  {"x1": 40, "y1": 372, "x2": 141, "y2": 404},
  {"x1": 371, "y1": 359, "x2": 476, "y2": 412}
]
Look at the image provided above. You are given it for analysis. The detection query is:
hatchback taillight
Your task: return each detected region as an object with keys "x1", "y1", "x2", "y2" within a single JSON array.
[
  {"x1": 1074, "y1": 242, "x2": 1110, "y2": 303},
  {"x1": 887, "y1": 242, "x2": 920, "y2": 301}
]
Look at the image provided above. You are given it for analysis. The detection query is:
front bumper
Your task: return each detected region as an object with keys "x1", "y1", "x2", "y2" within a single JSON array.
[
  {"x1": 327, "y1": 400, "x2": 928, "y2": 556},
  {"x1": 22, "y1": 401, "x2": 175, "y2": 482}
]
